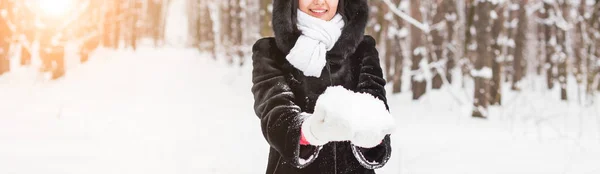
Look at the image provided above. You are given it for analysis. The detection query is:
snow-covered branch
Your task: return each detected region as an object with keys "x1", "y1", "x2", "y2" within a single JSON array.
[
  {"x1": 470, "y1": 67, "x2": 493, "y2": 79},
  {"x1": 548, "y1": 1, "x2": 572, "y2": 31},
  {"x1": 527, "y1": 1, "x2": 543, "y2": 16},
  {"x1": 381, "y1": 0, "x2": 430, "y2": 33}
]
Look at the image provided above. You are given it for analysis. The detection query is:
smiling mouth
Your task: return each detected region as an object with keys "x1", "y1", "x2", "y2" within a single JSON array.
[{"x1": 310, "y1": 9, "x2": 328, "y2": 14}]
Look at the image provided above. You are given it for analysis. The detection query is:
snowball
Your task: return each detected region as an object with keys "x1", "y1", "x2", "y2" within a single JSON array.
[{"x1": 317, "y1": 86, "x2": 396, "y2": 135}]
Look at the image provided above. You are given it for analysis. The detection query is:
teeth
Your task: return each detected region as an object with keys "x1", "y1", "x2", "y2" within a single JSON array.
[{"x1": 311, "y1": 9, "x2": 327, "y2": 13}]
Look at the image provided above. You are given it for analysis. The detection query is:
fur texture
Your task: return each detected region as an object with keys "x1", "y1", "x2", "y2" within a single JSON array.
[
  {"x1": 251, "y1": 1, "x2": 391, "y2": 173},
  {"x1": 252, "y1": 37, "x2": 391, "y2": 173}
]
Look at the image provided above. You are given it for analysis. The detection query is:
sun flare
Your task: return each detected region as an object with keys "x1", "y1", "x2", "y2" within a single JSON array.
[{"x1": 37, "y1": 0, "x2": 73, "y2": 17}]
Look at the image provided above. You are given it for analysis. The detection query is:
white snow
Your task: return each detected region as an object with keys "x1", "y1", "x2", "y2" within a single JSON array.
[
  {"x1": 497, "y1": 35, "x2": 508, "y2": 46},
  {"x1": 396, "y1": 27, "x2": 409, "y2": 38},
  {"x1": 445, "y1": 13, "x2": 457, "y2": 22},
  {"x1": 317, "y1": 86, "x2": 396, "y2": 135},
  {"x1": 509, "y1": 3, "x2": 520, "y2": 11},
  {"x1": 470, "y1": 66, "x2": 493, "y2": 79},
  {"x1": 164, "y1": 0, "x2": 189, "y2": 47},
  {"x1": 507, "y1": 38, "x2": 516, "y2": 48},
  {"x1": 1, "y1": 47, "x2": 600, "y2": 174},
  {"x1": 303, "y1": 86, "x2": 395, "y2": 148},
  {"x1": 0, "y1": 48, "x2": 263, "y2": 174},
  {"x1": 490, "y1": 11, "x2": 498, "y2": 20},
  {"x1": 1, "y1": 0, "x2": 600, "y2": 173},
  {"x1": 470, "y1": 26, "x2": 476, "y2": 35},
  {"x1": 413, "y1": 46, "x2": 427, "y2": 56}
]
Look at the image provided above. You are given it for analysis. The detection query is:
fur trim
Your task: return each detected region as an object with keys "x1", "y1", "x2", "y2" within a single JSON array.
[
  {"x1": 272, "y1": 0, "x2": 369, "y2": 58},
  {"x1": 351, "y1": 143, "x2": 390, "y2": 169}
]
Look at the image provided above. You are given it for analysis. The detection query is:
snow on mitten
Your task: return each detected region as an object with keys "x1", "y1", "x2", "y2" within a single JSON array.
[
  {"x1": 338, "y1": 87, "x2": 396, "y2": 148},
  {"x1": 349, "y1": 106, "x2": 394, "y2": 148},
  {"x1": 351, "y1": 129, "x2": 387, "y2": 148},
  {"x1": 300, "y1": 89, "x2": 354, "y2": 145}
]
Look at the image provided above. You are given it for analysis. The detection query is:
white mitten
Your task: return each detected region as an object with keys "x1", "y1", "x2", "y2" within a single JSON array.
[
  {"x1": 350, "y1": 109, "x2": 395, "y2": 148},
  {"x1": 301, "y1": 88, "x2": 355, "y2": 146},
  {"x1": 302, "y1": 86, "x2": 396, "y2": 148},
  {"x1": 352, "y1": 129, "x2": 387, "y2": 148},
  {"x1": 341, "y1": 87, "x2": 396, "y2": 148}
]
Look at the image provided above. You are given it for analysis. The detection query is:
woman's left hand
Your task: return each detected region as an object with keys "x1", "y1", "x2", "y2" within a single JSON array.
[{"x1": 351, "y1": 128, "x2": 392, "y2": 148}]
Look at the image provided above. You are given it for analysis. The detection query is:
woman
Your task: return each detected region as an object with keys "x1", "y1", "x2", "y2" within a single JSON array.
[{"x1": 251, "y1": 0, "x2": 393, "y2": 173}]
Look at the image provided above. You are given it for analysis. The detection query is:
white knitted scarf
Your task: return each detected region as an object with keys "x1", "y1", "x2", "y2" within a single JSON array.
[{"x1": 286, "y1": 9, "x2": 345, "y2": 78}]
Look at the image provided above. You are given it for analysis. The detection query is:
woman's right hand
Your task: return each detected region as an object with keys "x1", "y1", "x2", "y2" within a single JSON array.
[{"x1": 301, "y1": 95, "x2": 354, "y2": 146}]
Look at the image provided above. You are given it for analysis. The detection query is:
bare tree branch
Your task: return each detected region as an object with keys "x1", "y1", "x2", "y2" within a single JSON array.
[{"x1": 381, "y1": 0, "x2": 430, "y2": 33}]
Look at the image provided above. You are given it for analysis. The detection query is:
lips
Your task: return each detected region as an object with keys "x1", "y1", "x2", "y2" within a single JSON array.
[{"x1": 309, "y1": 9, "x2": 328, "y2": 15}]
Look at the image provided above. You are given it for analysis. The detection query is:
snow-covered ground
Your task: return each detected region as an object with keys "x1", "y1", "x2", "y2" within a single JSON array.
[
  {"x1": 1, "y1": 46, "x2": 600, "y2": 174},
  {"x1": 0, "y1": 47, "x2": 267, "y2": 174},
  {"x1": 2, "y1": 0, "x2": 600, "y2": 172}
]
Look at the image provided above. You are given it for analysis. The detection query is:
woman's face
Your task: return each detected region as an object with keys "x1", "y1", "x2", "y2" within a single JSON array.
[{"x1": 298, "y1": 0, "x2": 339, "y2": 21}]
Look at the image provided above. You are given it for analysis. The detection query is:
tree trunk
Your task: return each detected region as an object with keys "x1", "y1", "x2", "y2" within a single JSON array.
[
  {"x1": 188, "y1": 0, "x2": 199, "y2": 47},
  {"x1": 113, "y1": 1, "x2": 122, "y2": 49},
  {"x1": 390, "y1": 0, "x2": 405, "y2": 93},
  {"x1": 590, "y1": 2, "x2": 600, "y2": 93},
  {"x1": 147, "y1": 0, "x2": 163, "y2": 47},
  {"x1": 207, "y1": 1, "x2": 216, "y2": 57},
  {"x1": 596, "y1": 42, "x2": 600, "y2": 92},
  {"x1": 391, "y1": 41, "x2": 404, "y2": 93},
  {"x1": 411, "y1": 0, "x2": 426, "y2": 100},
  {"x1": 0, "y1": 0, "x2": 11, "y2": 75},
  {"x1": 512, "y1": 0, "x2": 527, "y2": 91},
  {"x1": 543, "y1": 2, "x2": 555, "y2": 90},
  {"x1": 380, "y1": 1, "x2": 392, "y2": 82},
  {"x1": 123, "y1": 1, "x2": 131, "y2": 49},
  {"x1": 260, "y1": 0, "x2": 273, "y2": 37},
  {"x1": 232, "y1": 0, "x2": 244, "y2": 66},
  {"x1": 199, "y1": 0, "x2": 216, "y2": 56},
  {"x1": 464, "y1": 0, "x2": 475, "y2": 54},
  {"x1": 489, "y1": 7, "x2": 505, "y2": 106},
  {"x1": 197, "y1": 0, "x2": 205, "y2": 49},
  {"x1": 430, "y1": 1, "x2": 445, "y2": 89},
  {"x1": 472, "y1": 1, "x2": 493, "y2": 118},
  {"x1": 536, "y1": 10, "x2": 545, "y2": 75},
  {"x1": 557, "y1": 2, "x2": 568, "y2": 101},
  {"x1": 21, "y1": 46, "x2": 31, "y2": 66},
  {"x1": 238, "y1": 0, "x2": 245, "y2": 65},
  {"x1": 130, "y1": 0, "x2": 141, "y2": 50},
  {"x1": 463, "y1": 0, "x2": 477, "y2": 82},
  {"x1": 504, "y1": 2, "x2": 518, "y2": 79},
  {"x1": 0, "y1": 44, "x2": 8, "y2": 75},
  {"x1": 444, "y1": 0, "x2": 458, "y2": 84},
  {"x1": 221, "y1": 1, "x2": 232, "y2": 63},
  {"x1": 574, "y1": 0, "x2": 585, "y2": 85},
  {"x1": 103, "y1": 1, "x2": 115, "y2": 48}
]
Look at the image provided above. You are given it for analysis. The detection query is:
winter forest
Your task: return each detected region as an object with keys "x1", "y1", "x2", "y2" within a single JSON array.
[
  {"x1": 189, "y1": 0, "x2": 600, "y2": 117},
  {"x1": 1, "y1": 0, "x2": 600, "y2": 173}
]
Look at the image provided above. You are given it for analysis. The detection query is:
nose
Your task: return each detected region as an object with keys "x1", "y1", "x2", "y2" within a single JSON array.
[{"x1": 313, "y1": 0, "x2": 325, "y2": 5}]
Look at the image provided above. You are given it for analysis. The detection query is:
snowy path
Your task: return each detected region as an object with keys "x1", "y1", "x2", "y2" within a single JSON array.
[{"x1": 1, "y1": 48, "x2": 600, "y2": 174}]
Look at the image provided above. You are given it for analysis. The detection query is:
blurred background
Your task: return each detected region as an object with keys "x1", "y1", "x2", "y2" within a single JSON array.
[{"x1": 1, "y1": 0, "x2": 600, "y2": 173}]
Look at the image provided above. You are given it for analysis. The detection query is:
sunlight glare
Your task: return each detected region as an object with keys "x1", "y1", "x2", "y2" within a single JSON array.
[{"x1": 38, "y1": 0, "x2": 73, "y2": 17}]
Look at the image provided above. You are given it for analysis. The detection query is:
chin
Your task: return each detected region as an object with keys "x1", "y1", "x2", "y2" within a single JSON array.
[{"x1": 317, "y1": 15, "x2": 335, "y2": 21}]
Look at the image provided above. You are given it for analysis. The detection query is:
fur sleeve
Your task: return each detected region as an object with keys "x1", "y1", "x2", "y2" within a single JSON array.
[
  {"x1": 251, "y1": 38, "x2": 322, "y2": 169},
  {"x1": 351, "y1": 35, "x2": 392, "y2": 169}
]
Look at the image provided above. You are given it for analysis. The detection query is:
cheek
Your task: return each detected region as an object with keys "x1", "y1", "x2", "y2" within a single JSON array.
[
  {"x1": 328, "y1": 0, "x2": 339, "y2": 11},
  {"x1": 328, "y1": 0, "x2": 339, "y2": 15},
  {"x1": 298, "y1": 0, "x2": 311, "y2": 11}
]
